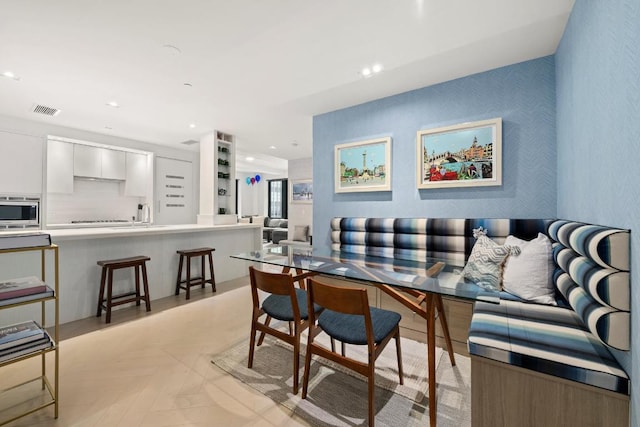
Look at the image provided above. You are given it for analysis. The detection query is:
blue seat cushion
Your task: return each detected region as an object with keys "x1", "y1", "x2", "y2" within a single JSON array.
[
  {"x1": 262, "y1": 288, "x2": 319, "y2": 321},
  {"x1": 318, "y1": 307, "x2": 401, "y2": 345},
  {"x1": 469, "y1": 300, "x2": 629, "y2": 394}
]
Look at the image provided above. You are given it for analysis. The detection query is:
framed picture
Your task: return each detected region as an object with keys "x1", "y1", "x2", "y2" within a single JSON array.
[
  {"x1": 416, "y1": 118, "x2": 502, "y2": 189},
  {"x1": 335, "y1": 137, "x2": 391, "y2": 193},
  {"x1": 290, "y1": 179, "x2": 313, "y2": 203}
]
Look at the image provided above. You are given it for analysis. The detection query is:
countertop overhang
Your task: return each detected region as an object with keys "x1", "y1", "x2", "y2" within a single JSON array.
[{"x1": 45, "y1": 223, "x2": 261, "y2": 241}]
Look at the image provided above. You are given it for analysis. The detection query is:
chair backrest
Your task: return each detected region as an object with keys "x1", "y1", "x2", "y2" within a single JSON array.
[
  {"x1": 249, "y1": 266, "x2": 300, "y2": 316},
  {"x1": 308, "y1": 279, "x2": 369, "y2": 315},
  {"x1": 307, "y1": 277, "x2": 373, "y2": 334}
]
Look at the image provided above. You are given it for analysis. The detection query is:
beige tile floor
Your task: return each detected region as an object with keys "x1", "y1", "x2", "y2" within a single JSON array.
[{"x1": 0, "y1": 275, "x2": 310, "y2": 427}]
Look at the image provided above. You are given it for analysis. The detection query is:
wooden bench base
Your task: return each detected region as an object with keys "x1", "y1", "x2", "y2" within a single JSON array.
[{"x1": 471, "y1": 355, "x2": 629, "y2": 427}]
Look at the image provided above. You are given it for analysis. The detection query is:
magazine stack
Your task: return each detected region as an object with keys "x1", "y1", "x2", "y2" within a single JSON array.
[
  {"x1": 0, "y1": 320, "x2": 53, "y2": 363},
  {"x1": 0, "y1": 275, "x2": 54, "y2": 307}
]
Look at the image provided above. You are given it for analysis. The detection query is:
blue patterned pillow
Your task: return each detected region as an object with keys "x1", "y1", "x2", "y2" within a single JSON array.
[{"x1": 462, "y1": 227, "x2": 520, "y2": 289}]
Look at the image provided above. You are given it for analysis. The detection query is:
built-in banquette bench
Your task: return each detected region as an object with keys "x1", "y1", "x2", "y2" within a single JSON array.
[{"x1": 330, "y1": 217, "x2": 630, "y2": 426}]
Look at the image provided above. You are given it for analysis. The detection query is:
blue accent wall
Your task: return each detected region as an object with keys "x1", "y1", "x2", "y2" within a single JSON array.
[
  {"x1": 556, "y1": 1, "x2": 640, "y2": 424},
  {"x1": 313, "y1": 57, "x2": 557, "y2": 247}
]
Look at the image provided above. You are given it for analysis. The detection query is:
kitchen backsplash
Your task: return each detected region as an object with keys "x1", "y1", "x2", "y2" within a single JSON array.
[{"x1": 46, "y1": 179, "x2": 145, "y2": 225}]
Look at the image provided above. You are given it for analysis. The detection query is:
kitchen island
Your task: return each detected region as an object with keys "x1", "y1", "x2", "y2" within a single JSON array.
[{"x1": 0, "y1": 223, "x2": 261, "y2": 325}]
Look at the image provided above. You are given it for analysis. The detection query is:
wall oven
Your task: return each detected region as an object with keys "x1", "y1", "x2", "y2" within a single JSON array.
[{"x1": 0, "y1": 195, "x2": 40, "y2": 229}]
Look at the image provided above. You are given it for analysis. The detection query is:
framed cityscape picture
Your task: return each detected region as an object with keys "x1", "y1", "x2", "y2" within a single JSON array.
[
  {"x1": 334, "y1": 137, "x2": 391, "y2": 193},
  {"x1": 416, "y1": 118, "x2": 502, "y2": 189},
  {"x1": 290, "y1": 179, "x2": 313, "y2": 203}
]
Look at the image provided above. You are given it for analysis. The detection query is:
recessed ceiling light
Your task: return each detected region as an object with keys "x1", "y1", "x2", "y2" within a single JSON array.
[
  {"x1": 269, "y1": 145, "x2": 277, "y2": 150},
  {"x1": 183, "y1": 82, "x2": 193, "y2": 87},
  {"x1": 106, "y1": 101, "x2": 120, "y2": 108},
  {"x1": 189, "y1": 123, "x2": 196, "y2": 128},
  {"x1": 361, "y1": 63, "x2": 383, "y2": 78},
  {"x1": 246, "y1": 157, "x2": 255, "y2": 161},
  {"x1": 1, "y1": 71, "x2": 20, "y2": 81}
]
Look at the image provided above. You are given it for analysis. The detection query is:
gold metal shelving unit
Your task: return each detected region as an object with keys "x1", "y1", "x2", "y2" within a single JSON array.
[{"x1": 0, "y1": 244, "x2": 59, "y2": 425}]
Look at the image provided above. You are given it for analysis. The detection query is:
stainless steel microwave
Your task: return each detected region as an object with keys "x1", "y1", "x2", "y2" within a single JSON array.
[{"x1": 0, "y1": 196, "x2": 40, "y2": 229}]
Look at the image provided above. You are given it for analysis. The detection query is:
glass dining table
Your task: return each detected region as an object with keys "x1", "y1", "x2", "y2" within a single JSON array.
[{"x1": 231, "y1": 245, "x2": 499, "y2": 427}]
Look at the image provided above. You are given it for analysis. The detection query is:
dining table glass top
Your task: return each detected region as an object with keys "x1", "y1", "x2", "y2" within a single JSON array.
[{"x1": 231, "y1": 245, "x2": 500, "y2": 304}]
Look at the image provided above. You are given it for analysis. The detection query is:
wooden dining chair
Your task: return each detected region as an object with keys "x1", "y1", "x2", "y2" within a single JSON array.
[
  {"x1": 247, "y1": 266, "x2": 320, "y2": 394},
  {"x1": 301, "y1": 277, "x2": 404, "y2": 427}
]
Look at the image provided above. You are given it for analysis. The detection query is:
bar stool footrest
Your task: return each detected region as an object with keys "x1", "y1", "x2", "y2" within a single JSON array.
[{"x1": 100, "y1": 291, "x2": 148, "y2": 308}]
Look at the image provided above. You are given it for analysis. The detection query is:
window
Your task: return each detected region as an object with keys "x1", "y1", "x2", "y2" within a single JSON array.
[{"x1": 268, "y1": 179, "x2": 288, "y2": 218}]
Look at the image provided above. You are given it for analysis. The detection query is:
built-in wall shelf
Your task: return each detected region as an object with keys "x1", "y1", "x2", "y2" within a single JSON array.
[{"x1": 214, "y1": 131, "x2": 236, "y2": 224}]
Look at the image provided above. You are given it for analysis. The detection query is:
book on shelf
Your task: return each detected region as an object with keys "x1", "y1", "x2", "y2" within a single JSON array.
[
  {"x1": 0, "y1": 334, "x2": 51, "y2": 357},
  {"x1": 0, "y1": 331, "x2": 53, "y2": 363},
  {"x1": 0, "y1": 233, "x2": 51, "y2": 250},
  {"x1": 0, "y1": 320, "x2": 46, "y2": 351},
  {"x1": 0, "y1": 276, "x2": 48, "y2": 300},
  {"x1": 0, "y1": 286, "x2": 54, "y2": 307}
]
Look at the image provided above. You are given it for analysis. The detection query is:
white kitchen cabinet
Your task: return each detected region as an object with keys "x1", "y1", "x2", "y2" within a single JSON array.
[
  {"x1": 125, "y1": 152, "x2": 148, "y2": 197},
  {"x1": 73, "y1": 145, "x2": 125, "y2": 180},
  {"x1": 0, "y1": 130, "x2": 43, "y2": 195},
  {"x1": 46, "y1": 140, "x2": 73, "y2": 193},
  {"x1": 101, "y1": 148, "x2": 126, "y2": 180},
  {"x1": 73, "y1": 144, "x2": 101, "y2": 178}
]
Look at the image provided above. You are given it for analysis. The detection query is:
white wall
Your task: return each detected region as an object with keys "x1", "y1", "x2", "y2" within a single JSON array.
[
  {"x1": 287, "y1": 158, "x2": 313, "y2": 240},
  {"x1": 237, "y1": 171, "x2": 283, "y2": 217}
]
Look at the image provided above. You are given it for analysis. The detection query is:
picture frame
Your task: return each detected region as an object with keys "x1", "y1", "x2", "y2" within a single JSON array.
[
  {"x1": 290, "y1": 179, "x2": 313, "y2": 203},
  {"x1": 335, "y1": 137, "x2": 391, "y2": 193},
  {"x1": 416, "y1": 118, "x2": 502, "y2": 189}
]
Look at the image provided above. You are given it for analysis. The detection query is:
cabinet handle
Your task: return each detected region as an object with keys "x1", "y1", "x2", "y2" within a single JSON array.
[{"x1": 158, "y1": 200, "x2": 161, "y2": 213}]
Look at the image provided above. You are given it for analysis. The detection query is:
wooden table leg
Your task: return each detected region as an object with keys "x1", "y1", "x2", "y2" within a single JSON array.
[
  {"x1": 426, "y1": 294, "x2": 437, "y2": 427},
  {"x1": 435, "y1": 295, "x2": 456, "y2": 366}
]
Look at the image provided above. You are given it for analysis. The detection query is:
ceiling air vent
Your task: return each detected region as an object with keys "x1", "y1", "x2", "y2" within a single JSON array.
[
  {"x1": 31, "y1": 104, "x2": 61, "y2": 117},
  {"x1": 180, "y1": 139, "x2": 199, "y2": 146}
]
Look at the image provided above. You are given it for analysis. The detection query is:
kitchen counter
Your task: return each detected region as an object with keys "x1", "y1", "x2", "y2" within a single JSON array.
[
  {"x1": 46, "y1": 223, "x2": 260, "y2": 241},
  {"x1": 0, "y1": 222, "x2": 262, "y2": 325}
]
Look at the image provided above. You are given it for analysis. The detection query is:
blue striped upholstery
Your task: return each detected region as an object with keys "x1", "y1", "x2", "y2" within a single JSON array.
[
  {"x1": 330, "y1": 217, "x2": 630, "y2": 393},
  {"x1": 548, "y1": 220, "x2": 630, "y2": 350},
  {"x1": 469, "y1": 300, "x2": 628, "y2": 394},
  {"x1": 330, "y1": 217, "x2": 550, "y2": 265}
]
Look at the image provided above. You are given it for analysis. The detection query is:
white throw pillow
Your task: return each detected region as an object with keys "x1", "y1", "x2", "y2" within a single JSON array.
[{"x1": 502, "y1": 233, "x2": 556, "y2": 305}]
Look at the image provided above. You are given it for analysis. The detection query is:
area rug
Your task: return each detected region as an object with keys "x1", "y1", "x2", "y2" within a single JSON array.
[{"x1": 211, "y1": 334, "x2": 471, "y2": 426}]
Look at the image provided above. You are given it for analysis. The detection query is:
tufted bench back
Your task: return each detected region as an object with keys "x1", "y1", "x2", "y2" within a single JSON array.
[
  {"x1": 330, "y1": 217, "x2": 550, "y2": 264},
  {"x1": 548, "y1": 220, "x2": 630, "y2": 350},
  {"x1": 330, "y1": 217, "x2": 630, "y2": 351}
]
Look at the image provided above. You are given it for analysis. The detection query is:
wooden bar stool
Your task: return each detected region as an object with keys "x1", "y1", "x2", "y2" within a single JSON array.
[
  {"x1": 175, "y1": 247, "x2": 216, "y2": 300},
  {"x1": 96, "y1": 255, "x2": 151, "y2": 323}
]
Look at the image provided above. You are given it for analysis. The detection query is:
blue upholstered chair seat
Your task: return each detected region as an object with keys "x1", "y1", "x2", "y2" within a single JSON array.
[
  {"x1": 318, "y1": 307, "x2": 401, "y2": 345},
  {"x1": 469, "y1": 300, "x2": 629, "y2": 394},
  {"x1": 262, "y1": 288, "x2": 320, "y2": 321}
]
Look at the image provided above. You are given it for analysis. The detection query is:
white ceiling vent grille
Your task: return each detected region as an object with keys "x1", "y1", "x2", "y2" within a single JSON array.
[
  {"x1": 31, "y1": 104, "x2": 61, "y2": 116},
  {"x1": 180, "y1": 139, "x2": 199, "y2": 146}
]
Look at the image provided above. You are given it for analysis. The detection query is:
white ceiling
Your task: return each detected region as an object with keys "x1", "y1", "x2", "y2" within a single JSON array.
[{"x1": 0, "y1": 0, "x2": 574, "y2": 165}]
